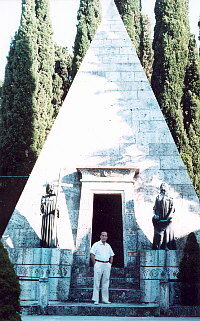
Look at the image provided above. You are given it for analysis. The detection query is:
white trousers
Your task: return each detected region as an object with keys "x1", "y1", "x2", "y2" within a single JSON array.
[{"x1": 92, "y1": 261, "x2": 111, "y2": 302}]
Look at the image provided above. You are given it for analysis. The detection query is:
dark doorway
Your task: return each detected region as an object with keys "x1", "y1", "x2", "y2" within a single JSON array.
[{"x1": 91, "y1": 193, "x2": 124, "y2": 267}]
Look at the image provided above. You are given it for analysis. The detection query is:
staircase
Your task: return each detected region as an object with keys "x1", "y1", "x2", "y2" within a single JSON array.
[
  {"x1": 20, "y1": 265, "x2": 160, "y2": 316},
  {"x1": 61, "y1": 265, "x2": 160, "y2": 316},
  {"x1": 69, "y1": 266, "x2": 140, "y2": 303}
]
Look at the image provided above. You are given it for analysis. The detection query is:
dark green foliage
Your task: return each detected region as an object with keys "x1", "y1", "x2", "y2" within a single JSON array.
[
  {"x1": 0, "y1": 0, "x2": 56, "y2": 236},
  {"x1": 0, "y1": 80, "x2": 3, "y2": 97},
  {"x1": 72, "y1": 0, "x2": 101, "y2": 78},
  {"x1": 182, "y1": 35, "x2": 200, "y2": 197},
  {"x1": 188, "y1": 124, "x2": 200, "y2": 197},
  {"x1": 114, "y1": 0, "x2": 153, "y2": 79},
  {"x1": 0, "y1": 0, "x2": 37, "y2": 236},
  {"x1": 34, "y1": 0, "x2": 55, "y2": 141},
  {"x1": 0, "y1": 81, "x2": 2, "y2": 112},
  {"x1": 114, "y1": 0, "x2": 142, "y2": 55},
  {"x1": 52, "y1": 45, "x2": 72, "y2": 118},
  {"x1": 0, "y1": 0, "x2": 55, "y2": 177},
  {"x1": 0, "y1": 240, "x2": 21, "y2": 321},
  {"x1": 177, "y1": 232, "x2": 200, "y2": 305},
  {"x1": 140, "y1": 14, "x2": 153, "y2": 80},
  {"x1": 182, "y1": 35, "x2": 200, "y2": 134},
  {"x1": 0, "y1": 0, "x2": 38, "y2": 177},
  {"x1": 152, "y1": 0, "x2": 189, "y2": 124},
  {"x1": 151, "y1": 0, "x2": 194, "y2": 180}
]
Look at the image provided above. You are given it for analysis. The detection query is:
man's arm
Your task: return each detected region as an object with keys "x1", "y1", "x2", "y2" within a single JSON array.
[
  {"x1": 109, "y1": 256, "x2": 113, "y2": 265},
  {"x1": 90, "y1": 253, "x2": 96, "y2": 265}
]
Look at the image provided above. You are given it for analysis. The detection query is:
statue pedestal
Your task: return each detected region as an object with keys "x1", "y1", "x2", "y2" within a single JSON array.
[
  {"x1": 160, "y1": 279, "x2": 169, "y2": 314},
  {"x1": 38, "y1": 277, "x2": 49, "y2": 314},
  {"x1": 140, "y1": 250, "x2": 179, "y2": 305},
  {"x1": 4, "y1": 248, "x2": 73, "y2": 305}
]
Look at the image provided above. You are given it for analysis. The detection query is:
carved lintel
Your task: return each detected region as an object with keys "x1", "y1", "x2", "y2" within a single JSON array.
[{"x1": 76, "y1": 167, "x2": 139, "y2": 183}]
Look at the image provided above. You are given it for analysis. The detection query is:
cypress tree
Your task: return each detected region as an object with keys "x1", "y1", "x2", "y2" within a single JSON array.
[
  {"x1": 114, "y1": 0, "x2": 142, "y2": 56},
  {"x1": 34, "y1": 0, "x2": 55, "y2": 141},
  {"x1": 0, "y1": 240, "x2": 21, "y2": 321},
  {"x1": 52, "y1": 45, "x2": 72, "y2": 118},
  {"x1": 0, "y1": 0, "x2": 56, "y2": 236},
  {"x1": 0, "y1": 81, "x2": 2, "y2": 116},
  {"x1": 114, "y1": 0, "x2": 153, "y2": 79},
  {"x1": 0, "y1": 80, "x2": 3, "y2": 99},
  {"x1": 0, "y1": 0, "x2": 38, "y2": 236},
  {"x1": 151, "y1": 0, "x2": 194, "y2": 179},
  {"x1": 182, "y1": 35, "x2": 200, "y2": 135},
  {"x1": 188, "y1": 125, "x2": 199, "y2": 196},
  {"x1": 182, "y1": 35, "x2": 200, "y2": 197},
  {"x1": 177, "y1": 232, "x2": 200, "y2": 305},
  {"x1": 140, "y1": 14, "x2": 153, "y2": 80},
  {"x1": 72, "y1": 0, "x2": 101, "y2": 78},
  {"x1": 0, "y1": 0, "x2": 38, "y2": 177}
]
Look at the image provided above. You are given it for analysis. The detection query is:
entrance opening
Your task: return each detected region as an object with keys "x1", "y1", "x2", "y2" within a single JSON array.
[{"x1": 91, "y1": 193, "x2": 124, "y2": 267}]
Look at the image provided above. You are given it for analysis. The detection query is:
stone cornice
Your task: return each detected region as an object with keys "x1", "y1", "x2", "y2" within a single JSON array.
[{"x1": 77, "y1": 167, "x2": 139, "y2": 183}]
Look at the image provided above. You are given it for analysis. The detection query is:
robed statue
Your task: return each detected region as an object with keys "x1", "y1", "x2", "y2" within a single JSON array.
[
  {"x1": 152, "y1": 183, "x2": 176, "y2": 250},
  {"x1": 40, "y1": 183, "x2": 59, "y2": 248}
]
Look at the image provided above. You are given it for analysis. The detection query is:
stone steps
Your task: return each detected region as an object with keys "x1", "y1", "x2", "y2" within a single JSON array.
[
  {"x1": 70, "y1": 267, "x2": 139, "y2": 286},
  {"x1": 69, "y1": 266, "x2": 140, "y2": 303},
  {"x1": 68, "y1": 287, "x2": 141, "y2": 303},
  {"x1": 21, "y1": 302, "x2": 160, "y2": 317},
  {"x1": 72, "y1": 267, "x2": 138, "y2": 278},
  {"x1": 71, "y1": 276, "x2": 139, "y2": 288}
]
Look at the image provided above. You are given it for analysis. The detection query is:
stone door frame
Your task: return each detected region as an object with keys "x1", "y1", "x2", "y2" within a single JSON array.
[{"x1": 74, "y1": 167, "x2": 139, "y2": 267}]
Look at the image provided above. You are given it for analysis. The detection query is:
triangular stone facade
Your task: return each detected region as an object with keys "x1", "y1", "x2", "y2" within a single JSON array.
[{"x1": 2, "y1": 0, "x2": 200, "y2": 310}]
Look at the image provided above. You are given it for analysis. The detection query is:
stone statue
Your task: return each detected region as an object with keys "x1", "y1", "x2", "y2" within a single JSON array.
[
  {"x1": 152, "y1": 183, "x2": 176, "y2": 250},
  {"x1": 40, "y1": 183, "x2": 59, "y2": 248}
]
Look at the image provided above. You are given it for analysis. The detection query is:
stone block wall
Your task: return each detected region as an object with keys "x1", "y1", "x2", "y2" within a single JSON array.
[
  {"x1": 140, "y1": 250, "x2": 182, "y2": 305},
  {"x1": 5, "y1": 247, "x2": 73, "y2": 304}
]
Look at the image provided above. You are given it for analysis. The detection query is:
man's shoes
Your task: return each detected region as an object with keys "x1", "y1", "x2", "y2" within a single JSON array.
[
  {"x1": 94, "y1": 301, "x2": 99, "y2": 305},
  {"x1": 102, "y1": 301, "x2": 111, "y2": 304}
]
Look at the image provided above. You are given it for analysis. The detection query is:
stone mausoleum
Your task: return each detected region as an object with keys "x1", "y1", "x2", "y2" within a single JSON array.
[{"x1": 2, "y1": 0, "x2": 200, "y2": 316}]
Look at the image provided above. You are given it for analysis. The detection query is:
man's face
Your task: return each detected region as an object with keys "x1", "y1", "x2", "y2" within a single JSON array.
[{"x1": 100, "y1": 232, "x2": 108, "y2": 243}]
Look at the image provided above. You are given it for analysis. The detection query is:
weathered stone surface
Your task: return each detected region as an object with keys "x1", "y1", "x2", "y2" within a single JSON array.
[
  {"x1": 140, "y1": 279, "x2": 160, "y2": 303},
  {"x1": 49, "y1": 277, "x2": 71, "y2": 301},
  {"x1": 140, "y1": 250, "x2": 179, "y2": 267},
  {"x1": 140, "y1": 266, "x2": 178, "y2": 280},
  {"x1": 140, "y1": 251, "x2": 181, "y2": 305},
  {"x1": 4, "y1": 247, "x2": 73, "y2": 305},
  {"x1": 69, "y1": 287, "x2": 140, "y2": 303},
  {"x1": 21, "y1": 302, "x2": 160, "y2": 317},
  {"x1": 38, "y1": 278, "x2": 49, "y2": 313},
  {"x1": 160, "y1": 280, "x2": 169, "y2": 314},
  {"x1": 167, "y1": 306, "x2": 200, "y2": 317},
  {"x1": 19, "y1": 279, "x2": 39, "y2": 301}
]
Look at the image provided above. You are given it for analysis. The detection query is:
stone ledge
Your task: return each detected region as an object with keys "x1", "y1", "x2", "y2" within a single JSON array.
[
  {"x1": 20, "y1": 302, "x2": 160, "y2": 317},
  {"x1": 20, "y1": 302, "x2": 200, "y2": 317},
  {"x1": 167, "y1": 306, "x2": 200, "y2": 317}
]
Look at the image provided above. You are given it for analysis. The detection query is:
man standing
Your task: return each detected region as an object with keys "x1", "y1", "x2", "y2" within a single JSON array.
[{"x1": 90, "y1": 231, "x2": 114, "y2": 305}]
